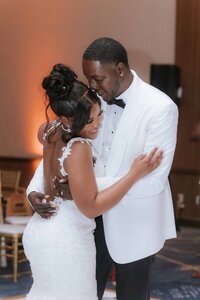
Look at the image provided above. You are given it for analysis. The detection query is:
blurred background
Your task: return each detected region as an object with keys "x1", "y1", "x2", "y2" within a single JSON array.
[{"x1": 0, "y1": 0, "x2": 200, "y2": 299}]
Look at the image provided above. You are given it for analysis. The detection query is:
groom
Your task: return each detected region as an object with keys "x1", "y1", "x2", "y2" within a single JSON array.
[{"x1": 27, "y1": 37, "x2": 178, "y2": 300}]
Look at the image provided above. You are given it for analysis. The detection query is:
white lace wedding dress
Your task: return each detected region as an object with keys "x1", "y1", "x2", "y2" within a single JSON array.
[{"x1": 23, "y1": 138, "x2": 105, "y2": 300}]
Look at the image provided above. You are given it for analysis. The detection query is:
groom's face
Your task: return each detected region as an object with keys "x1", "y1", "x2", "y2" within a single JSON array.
[{"x1": 82, "y1": 59, "x2": 122, "y2": 103}]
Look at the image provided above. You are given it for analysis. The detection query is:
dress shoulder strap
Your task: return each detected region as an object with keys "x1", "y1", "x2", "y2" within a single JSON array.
[{"x1": 58, "y1": 137, "x2": 91, "y2": 177}]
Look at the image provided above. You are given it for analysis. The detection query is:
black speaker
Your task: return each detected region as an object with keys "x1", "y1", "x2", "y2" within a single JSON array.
[{"x1": 150, "y1": 64, "x2": 181, "y2": 104}]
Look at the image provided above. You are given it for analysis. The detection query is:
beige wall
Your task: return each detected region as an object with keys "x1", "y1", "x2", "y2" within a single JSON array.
[{"x1": 0, "y1": 0, "x2": 176, "y2": 158}]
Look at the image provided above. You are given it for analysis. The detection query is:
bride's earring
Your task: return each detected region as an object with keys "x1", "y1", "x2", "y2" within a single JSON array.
[{"x1": 61, "y1": 124, "x2": 72, "y2": 133}]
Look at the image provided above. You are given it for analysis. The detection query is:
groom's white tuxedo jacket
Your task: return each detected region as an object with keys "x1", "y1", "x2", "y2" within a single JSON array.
[
  {"x1": 94, "y1": 70, "x2": 178, "y2": 263},
  {"x1": 27, "y1": 70, "x2": 178, "y2": 264}
]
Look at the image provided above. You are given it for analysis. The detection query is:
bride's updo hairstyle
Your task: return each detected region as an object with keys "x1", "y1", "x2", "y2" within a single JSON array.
[{"x1": 42, "y1": 63, "x2": 101, "y2": 141}]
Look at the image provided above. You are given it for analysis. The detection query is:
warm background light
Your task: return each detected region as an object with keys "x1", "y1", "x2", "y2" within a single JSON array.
[{"x1": 0, "y1": 0, "x2": 176, "y2": 158}]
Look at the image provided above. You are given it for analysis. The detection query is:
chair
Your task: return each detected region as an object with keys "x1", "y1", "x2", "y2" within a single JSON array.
[
  {"x1": 0, "y1": 170, "x2": 31, "y2": 224},
  {"x1": 5, "y1": 192, "x2": 32, "y2": 225},
  {"x1": 0, "y1": 179, "x2": 3, "y2": 224},
  {"x1": 0, "y1": 169, "x2": 22, "y2": 198},
  {"x1": 0, "y1": 224, "x2": 28, "y2": 282},
  {"x1": 0, "y1": 178, "x2": 30, "y2": 282},
  {"x1": 5, "y1": 192, "x2": 33, "y2": 217}
]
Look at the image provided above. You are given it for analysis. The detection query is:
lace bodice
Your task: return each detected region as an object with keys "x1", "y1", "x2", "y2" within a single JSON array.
[{"x1": 58, "y1": 137, "x2": 105, "y2": 178}]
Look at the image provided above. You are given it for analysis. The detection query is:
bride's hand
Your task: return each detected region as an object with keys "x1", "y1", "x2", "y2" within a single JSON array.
[{"x1": 130, "y1": 147, "x2": 163, "y2": 181}]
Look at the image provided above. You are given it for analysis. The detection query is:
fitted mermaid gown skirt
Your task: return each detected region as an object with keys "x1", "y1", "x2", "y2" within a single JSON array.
[
  {"x1": 23, "y1": 199, "x2": 97, "y2": 300},
  {"x1": 23, "y1": 137, "x2": 105, "y2": 300}
]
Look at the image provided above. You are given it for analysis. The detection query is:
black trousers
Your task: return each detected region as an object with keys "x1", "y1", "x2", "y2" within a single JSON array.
[{"x1": 94, "y1": 216, "x2": 154, "y2": 300}]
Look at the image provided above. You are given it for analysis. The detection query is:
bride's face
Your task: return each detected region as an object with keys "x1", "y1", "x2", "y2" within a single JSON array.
[{"x1": 79, "y1": 103, "x2": 103, "y2": 140}]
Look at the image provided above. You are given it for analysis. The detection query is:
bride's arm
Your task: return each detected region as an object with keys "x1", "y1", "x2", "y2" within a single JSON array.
[{"x1": 64, "y1": 141, "x2": 162, "y2": 218}]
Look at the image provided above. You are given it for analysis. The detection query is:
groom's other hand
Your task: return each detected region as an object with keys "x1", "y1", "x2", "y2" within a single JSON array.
[{"x1": 28, "y1": 191, "x2": 57, "y2": 219}]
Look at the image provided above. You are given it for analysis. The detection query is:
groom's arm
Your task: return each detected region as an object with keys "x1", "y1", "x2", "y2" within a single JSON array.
[
  {"x1": 27, "y1": 159, "x2": 57, "y2": 218},
  {"x1": 96, "y1": 102, "x2": 178, "y2": 198},
  {"x1": 128, "y1": 101, "x2": 178, "y2": 197},
  {"x1": 26, "y1": 159, "x2": 44, "y2": 196}
]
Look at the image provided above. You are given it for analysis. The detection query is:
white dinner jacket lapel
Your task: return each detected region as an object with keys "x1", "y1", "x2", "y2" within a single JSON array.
[{"x1": 105, "y1": 71, "x2": 140, "y2": 176}]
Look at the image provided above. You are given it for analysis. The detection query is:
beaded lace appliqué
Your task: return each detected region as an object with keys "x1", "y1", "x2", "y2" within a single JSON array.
[{"x1": 58, "y1": 137, "x2": 91, "y2": 177}]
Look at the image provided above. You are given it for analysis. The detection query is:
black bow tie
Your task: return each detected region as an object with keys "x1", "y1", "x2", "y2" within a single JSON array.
[{"x1": 107, "y1": 98, "x2": 126, "y2": 109}]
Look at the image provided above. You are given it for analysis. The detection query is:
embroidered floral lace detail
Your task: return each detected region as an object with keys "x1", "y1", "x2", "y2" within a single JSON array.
[{"x1": 58, "y1": 137, "x2": 90, "y2": 177}]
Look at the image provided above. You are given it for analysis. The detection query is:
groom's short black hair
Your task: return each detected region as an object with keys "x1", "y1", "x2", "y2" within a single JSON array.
[{"x1": 83, "y1": 37, "x2": 129, "y2": 67}]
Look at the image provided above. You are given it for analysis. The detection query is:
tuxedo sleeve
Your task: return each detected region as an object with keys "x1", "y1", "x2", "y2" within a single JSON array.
[
  {"x1": 26, "y1": 159, "x2": 45, "y2": 196},
  {"x1": 96, "y1": 102, "x2": 178, "y2": 198}
]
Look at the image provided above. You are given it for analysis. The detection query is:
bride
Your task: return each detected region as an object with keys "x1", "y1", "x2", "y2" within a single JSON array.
[{"x1": 23, "y1": 64, "x2": 162, "y2": 300}]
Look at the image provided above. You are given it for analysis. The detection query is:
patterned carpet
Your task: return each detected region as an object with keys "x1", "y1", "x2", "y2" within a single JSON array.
[
  {"x1": 150, "y1": 226, "x2": 200, "y2": 299},
  {"x1": 0, "y1": 226, "x2": 200, "y2": 300}
]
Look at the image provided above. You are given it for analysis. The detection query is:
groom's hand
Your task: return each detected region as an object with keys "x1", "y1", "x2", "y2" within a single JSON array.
[{"x1": 28, "y1": 191, "x2": 57, "y2": 219}]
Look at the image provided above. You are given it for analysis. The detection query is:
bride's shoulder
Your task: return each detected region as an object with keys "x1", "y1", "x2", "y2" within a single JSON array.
[
  {"x1": 60, "y1": 137, "x2": 91, "y2": 159},
  {"x1": 37, "y1": 122, "x2": 47, "y2": 145},
  {"x1": 38, "y1": 120, "x2": 62, "y2": 145},
  {"x1": 65, "y1": 137, "x2": 90, "y2": 148}
]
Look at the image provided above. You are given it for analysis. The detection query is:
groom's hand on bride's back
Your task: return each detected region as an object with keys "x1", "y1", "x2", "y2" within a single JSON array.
[{"x1": 28, "y1": 191, "x2": 57, "y2": 219}]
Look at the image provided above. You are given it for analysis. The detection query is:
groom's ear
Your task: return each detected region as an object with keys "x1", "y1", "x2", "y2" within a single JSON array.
[{"x1": 116, "y1": 62, "x2": 126, "y2": 78}]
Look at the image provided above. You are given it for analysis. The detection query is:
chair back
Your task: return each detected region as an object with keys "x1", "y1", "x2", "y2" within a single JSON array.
[
  {"x1": 5, "y1": 192, "x2": 33, "y2": 217},
  {"x1": 0, "y1": 169, "x2": 21, "y2": 191},
  {"x1": 0, "y1": 170, "x2": 22, "y2": 200}
]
